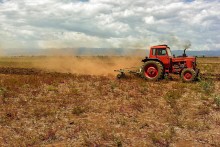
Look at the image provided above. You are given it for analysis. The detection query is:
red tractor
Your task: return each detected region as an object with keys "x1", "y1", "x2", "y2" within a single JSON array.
[{"x1": 115, "y1": 44, "x2": 200, "y2": 82}]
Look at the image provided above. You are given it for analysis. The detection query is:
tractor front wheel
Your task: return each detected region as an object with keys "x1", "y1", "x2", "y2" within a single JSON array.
[
  {"x1": 181, "y1": 68, "x2": 196, "y2": 82},
  {"x1": 141, "y1": 61, "x2": 164, "y2": 81}
]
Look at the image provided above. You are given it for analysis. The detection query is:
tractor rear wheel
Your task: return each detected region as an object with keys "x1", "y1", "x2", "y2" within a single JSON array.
[
  {"x1": 181, "y1": 68, "x2": 196, "y2": 82},
  {"x1": 141, "y1": 61, "x2": 164, "y2": 81}
]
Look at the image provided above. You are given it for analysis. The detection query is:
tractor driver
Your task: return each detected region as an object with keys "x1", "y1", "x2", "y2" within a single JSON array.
[{"x1": 157, "y1": 49, "x2": 166, "y2": 55}]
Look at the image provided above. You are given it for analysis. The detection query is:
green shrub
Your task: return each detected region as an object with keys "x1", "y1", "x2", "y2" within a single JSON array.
[
  {"x1": 47, "y1": 85, "x2": 58, "y2": 92},
  {"x1": 214, "y1": 95, "x2": 220, "y2": 107},
  {"x1": 0, "y1": 87, "x2": 7, "y2": 103},
  {"x1": 164, "y1": 90, "x2": 181, "y2": 109},
  {"x1": 199, "y1": 80, "x2": 214, "y2": 94}
]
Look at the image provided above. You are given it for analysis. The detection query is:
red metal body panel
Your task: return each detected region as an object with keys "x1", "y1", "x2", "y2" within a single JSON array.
[
  {"x1": 149, "y1": 52, "x2": 170, "y2": 69},
  {"x1": 172, "y1": 57, "x2": 195, "y2": 68},
  {"x1": 150, "y1": 45, "x2": 168, "y2": 49}
]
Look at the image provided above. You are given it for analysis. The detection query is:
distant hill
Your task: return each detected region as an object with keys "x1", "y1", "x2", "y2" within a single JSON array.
[
  {"x1": 172, "y1": 50, "x2": 220, "y2": 57},
  {"x1": 1, "y1": 48, "x2": 220, "y2": 57}
]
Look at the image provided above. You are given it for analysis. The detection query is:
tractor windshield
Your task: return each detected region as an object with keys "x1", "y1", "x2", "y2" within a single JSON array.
[{"x1": 167, "y1": 47, "x2": 172, "y2": 57}]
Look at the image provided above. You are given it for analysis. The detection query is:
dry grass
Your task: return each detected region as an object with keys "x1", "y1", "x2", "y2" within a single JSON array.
[{"x1": 0, "y1": 56, "x2": 219, "y2": 146}]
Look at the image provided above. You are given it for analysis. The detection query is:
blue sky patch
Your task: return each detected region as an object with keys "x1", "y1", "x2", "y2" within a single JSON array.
[{"x1": 184, "y1": 0, "x2": 194, "y2": 2}]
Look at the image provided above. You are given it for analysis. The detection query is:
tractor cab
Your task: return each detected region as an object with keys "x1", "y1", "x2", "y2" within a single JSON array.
[
  {"x1": 149, "y1": 45, "x2": 172, "y2": 58},
  {"x1": 146, "y1": 45, "x2": 172, "y2": 69}
]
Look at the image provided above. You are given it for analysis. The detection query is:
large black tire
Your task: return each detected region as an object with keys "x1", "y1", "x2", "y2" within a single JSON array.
[
  {"x1": 141, "y1": 61, "x2": 164, "y2": 81},
  {"x1": 181, "y1": 68, "x2": 196, "y2": 82}
]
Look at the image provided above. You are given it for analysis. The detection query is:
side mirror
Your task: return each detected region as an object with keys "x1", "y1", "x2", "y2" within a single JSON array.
[{"x1": 173, "y1": 54, "x2": 175, "y2": 58}]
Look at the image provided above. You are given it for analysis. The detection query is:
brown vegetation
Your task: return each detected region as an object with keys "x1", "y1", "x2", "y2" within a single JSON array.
[{"x1": 0, "y1": 56, "x2": 219, "y2": 146}]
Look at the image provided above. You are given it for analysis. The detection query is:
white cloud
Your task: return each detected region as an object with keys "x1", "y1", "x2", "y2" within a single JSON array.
[
  {"x1": 0, "y1": 0, "x2": 219, "y2": 50},
  {"x1": 144, "y1": 16, "x2": 155, "y2": 24}
]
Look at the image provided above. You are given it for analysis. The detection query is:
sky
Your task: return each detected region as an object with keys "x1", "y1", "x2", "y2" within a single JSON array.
[{"x1": 0, "y1": 0, "x2": 219, "y2": 51}]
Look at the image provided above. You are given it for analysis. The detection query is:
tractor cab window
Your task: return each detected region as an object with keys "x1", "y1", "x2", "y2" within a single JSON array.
[
  {"x1": 157, "y1": 49, "x2": 167, "y2": 56},
  {"x1": 152, "y1": 48, "x2": 156, "y2": 55},
  {"x1": 167, "y1": 47, "x2": 172, "y2": 57}
]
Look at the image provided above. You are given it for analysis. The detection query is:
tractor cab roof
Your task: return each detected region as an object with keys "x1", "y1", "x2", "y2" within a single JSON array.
[{"x1": 151, "y1": 44, "x2": 169, "y2": 48}]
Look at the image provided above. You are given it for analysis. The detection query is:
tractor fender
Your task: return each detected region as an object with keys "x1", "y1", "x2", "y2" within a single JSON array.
[
  {"x1": 142, "y1": 58, "x2": 164, "y2": 67},
  {"x1": 142, "y1": 58, "x2": 165, "y2": 72}
]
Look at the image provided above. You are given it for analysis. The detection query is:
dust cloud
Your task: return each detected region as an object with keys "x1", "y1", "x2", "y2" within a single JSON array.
[{"x1": 32, "y1": 56, "x2": 143, "y2": 76}]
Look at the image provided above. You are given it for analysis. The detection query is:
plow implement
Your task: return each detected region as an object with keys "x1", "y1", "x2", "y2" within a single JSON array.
[{"x1": 114, "y1": 67, "x2": 142, "y2": 79}]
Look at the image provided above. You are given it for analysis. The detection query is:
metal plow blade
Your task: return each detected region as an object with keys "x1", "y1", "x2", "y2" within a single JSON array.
[{"x1": 114, "y1": 67, "x2": 142, "y2": 79}]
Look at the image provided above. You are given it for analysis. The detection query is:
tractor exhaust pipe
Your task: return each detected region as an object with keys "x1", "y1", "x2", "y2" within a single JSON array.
[
  {"x1": 183, "y1": 40, "x2": 191, "y2": 57},
  {"x1": 183, "y1": 48, "x2": 187, "y2": 57}
]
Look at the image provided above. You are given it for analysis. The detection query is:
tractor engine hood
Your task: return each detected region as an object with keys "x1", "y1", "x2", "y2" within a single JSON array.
[
  {"x1": 172, "y1": 56, "x2": 197, "y2": 68},
  {"x1": 172, "y1": 56, "x2": 196, "y2": 62}
]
